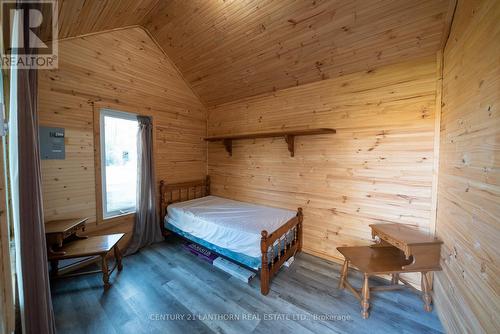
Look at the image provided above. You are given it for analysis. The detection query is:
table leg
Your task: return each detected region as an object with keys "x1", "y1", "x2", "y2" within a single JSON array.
[
  {"x1": 421, "y1": 271, "x2": 432, "y2": 312},
  {"x1": 101, "y1": 255, "x2": 110, "y2": 290},
  {"x1": 114, "y1": 245, "x2": 123, "y2": 271},
  {"x1": 338, "y1": 259, "x2": 349, "y2": 289},
  {"x1": 391, "y1": 273, "x2": 399, "y2": 285},
  {"x1": 47, "y1": 245, "x2": 66, "y2": 257},
  {"x1": 50, "y1": 260, "x2": 59, "y2": 277},
  {"x1": 361, "y1": 274, "x2": 370, "y2": 319}
]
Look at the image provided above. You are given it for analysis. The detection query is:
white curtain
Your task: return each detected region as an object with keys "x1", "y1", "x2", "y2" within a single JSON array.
[
  {"x1": 8, "y1": 8, "x2": 22, "y2": 332},
  {"x1": 0, "y1": 25, "x2": 15, "y2": 334}
]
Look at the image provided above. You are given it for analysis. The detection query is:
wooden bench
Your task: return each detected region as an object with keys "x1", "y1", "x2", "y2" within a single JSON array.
[{"x1": 48, "y1": 233, "x2": 125, "y2": 290}]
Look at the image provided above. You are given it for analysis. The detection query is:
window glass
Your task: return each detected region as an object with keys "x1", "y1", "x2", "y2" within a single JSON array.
[{"x1": 100, "y1": 110, "x2": 138, "y2": 218}]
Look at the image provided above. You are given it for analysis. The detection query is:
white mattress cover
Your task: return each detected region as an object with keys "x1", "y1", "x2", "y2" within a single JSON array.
[{"x1": 166, "y1": 195, "x2": 296, "y2": 258}]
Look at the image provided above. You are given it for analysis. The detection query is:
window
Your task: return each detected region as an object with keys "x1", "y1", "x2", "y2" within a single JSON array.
[{"x1": 100, "y1": 109, "x2": 139, "y2": 218}]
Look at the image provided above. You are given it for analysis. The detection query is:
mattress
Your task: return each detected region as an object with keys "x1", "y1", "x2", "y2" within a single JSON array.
[{"x1": 164, "y1": 195, "x2": 296, "y2": 267}]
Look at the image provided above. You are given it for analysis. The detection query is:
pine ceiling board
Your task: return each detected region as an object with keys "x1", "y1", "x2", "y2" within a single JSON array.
[
  {"x1": 143, "y1": 0, "x2": 451, "y2": 106},
  {"x1": 52, "y1": 0, "x2": 160, "y2": 40}
]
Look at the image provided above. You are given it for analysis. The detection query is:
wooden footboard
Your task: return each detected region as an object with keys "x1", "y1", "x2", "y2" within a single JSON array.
[{"x1": 260, "y1": 208, "x2": 303, "y2": 295}]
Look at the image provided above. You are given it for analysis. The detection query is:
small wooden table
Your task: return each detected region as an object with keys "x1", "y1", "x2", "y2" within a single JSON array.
[
  {"x1": 45, "y1": 218, "x2": 88, "y2": 256},
  {"x1": 48, "y1": 233, "x2": 125, "y2": 290},
  {"x1": 337, "y1": 224, "x2": 442, "y2": 319}
]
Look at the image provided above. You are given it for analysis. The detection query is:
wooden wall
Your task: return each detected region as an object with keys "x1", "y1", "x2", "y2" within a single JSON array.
[
  {"x1": 35, "y1": 4, "x2": 500, "y2": 330},
  {"x1": 208, "y1": 57, "x2": 438, "y2": 262},
  {"x1": 38, "y1": 27, "x2": 206, "y2": 240},
  {"x1": 434, "y1": 0, "x2": 500, "y2": 332}
]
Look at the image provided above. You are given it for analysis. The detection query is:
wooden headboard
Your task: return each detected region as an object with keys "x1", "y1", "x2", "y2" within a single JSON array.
[{"x1": 159, "y1": 176, "x2": 211, "y2": 233}]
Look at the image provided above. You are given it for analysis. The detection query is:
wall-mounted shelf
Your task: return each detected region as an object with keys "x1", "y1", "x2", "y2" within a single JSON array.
[{"x1": 204, "y1": 128, "x2": 336, "y2": 157}]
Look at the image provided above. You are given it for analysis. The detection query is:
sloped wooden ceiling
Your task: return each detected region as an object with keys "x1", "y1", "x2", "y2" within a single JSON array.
[
  {"x1": 52, "y1": 0, "x2": 452, "y2": 106},
  {"x1": 51, "y1": 0, "x2": 160, "y2": 39},
  {"x1": 143, "y1": 0, "x2": 452, "y2": 106}
]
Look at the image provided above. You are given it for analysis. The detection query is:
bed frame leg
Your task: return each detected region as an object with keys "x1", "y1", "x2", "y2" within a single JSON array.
[
  {"x1": 261, "y1": 270, "x2": 270, "y2": 295},
  {"x1": 297, "y1": 208, "x2": 303, "y2": 252},
  {"x1": 261, "y1": 230, "x2": 270, "y2": 295}
]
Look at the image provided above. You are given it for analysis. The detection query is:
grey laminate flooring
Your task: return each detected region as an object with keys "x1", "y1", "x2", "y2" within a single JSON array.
[{"x1": 51, "y1": 237, "x2": 443, "y2": 334}]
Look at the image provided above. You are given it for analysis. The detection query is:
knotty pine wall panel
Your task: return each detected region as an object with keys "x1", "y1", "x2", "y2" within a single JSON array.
[
  {"x1": 38, "y1": 27, "x2": 206, "y2": 239},
  {"x1": 433, "y1": 0, "x2": 500, "y2": 332},
  {"x1": 208, "y1": 57, "x2": 437, "y2": 261}
]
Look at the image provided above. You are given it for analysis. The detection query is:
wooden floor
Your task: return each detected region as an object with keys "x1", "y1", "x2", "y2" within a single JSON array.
[{"x1": 51, "y1": 237, "x2": 443, "y2": 334}]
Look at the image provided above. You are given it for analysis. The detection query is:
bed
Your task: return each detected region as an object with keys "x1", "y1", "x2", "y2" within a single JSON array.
[{"x1": 159, "y1": 176, "x2": 303, "y2": 295}]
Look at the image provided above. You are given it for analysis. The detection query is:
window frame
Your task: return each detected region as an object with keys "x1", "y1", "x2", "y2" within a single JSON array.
[{"x1": 99, "y1": 108, "x2": 139, "y2": 219}]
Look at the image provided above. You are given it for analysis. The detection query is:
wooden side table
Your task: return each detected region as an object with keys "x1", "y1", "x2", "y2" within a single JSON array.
[
  {"x1": 45, "y1": 218, "x2": 88, "y2": 256},
  {"x1": 48, "y1": 233, "x2": 125, "y2": 290},
  {"x1": 337, "y1": 224, "x2": 442, "y2": 319}
]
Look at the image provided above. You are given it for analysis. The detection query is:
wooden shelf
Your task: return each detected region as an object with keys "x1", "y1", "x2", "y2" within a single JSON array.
[{"x1": 204, "y1": 128, "x2": 336, "y2": 157}]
